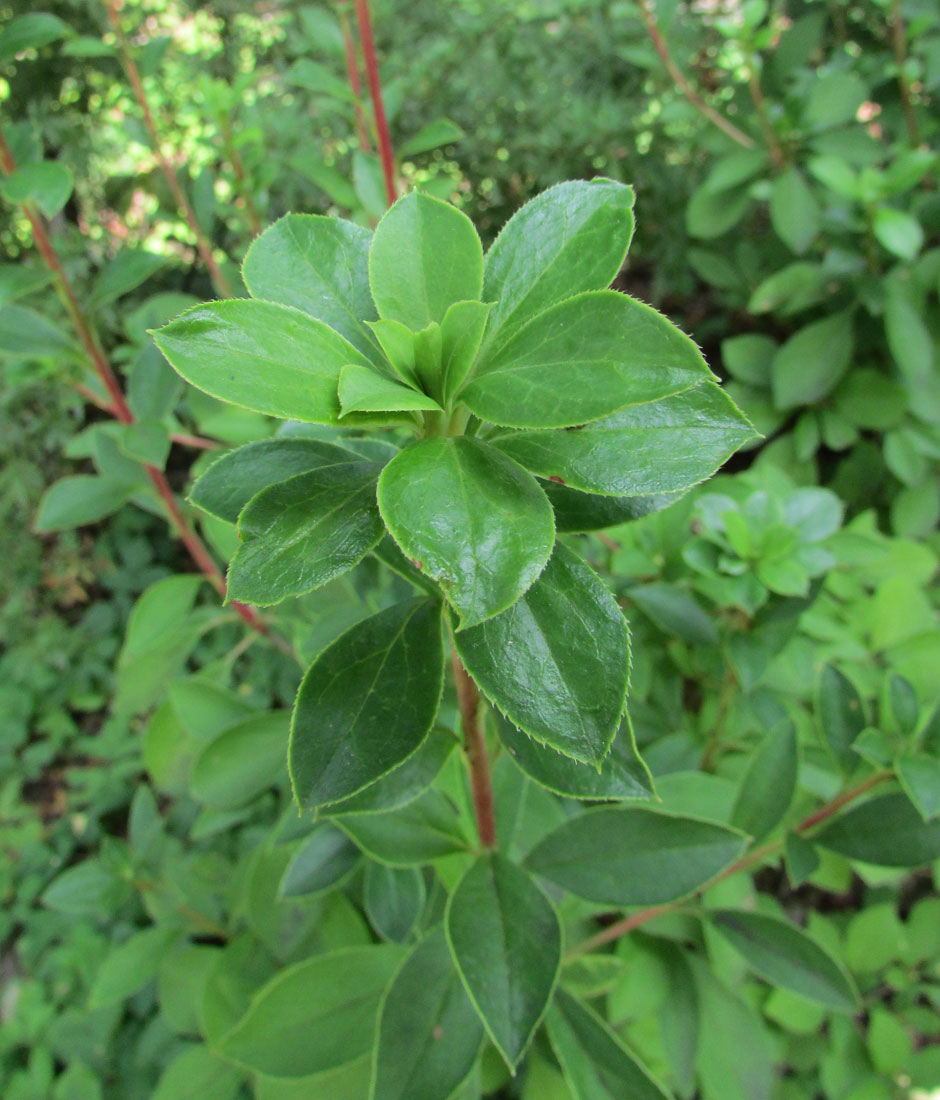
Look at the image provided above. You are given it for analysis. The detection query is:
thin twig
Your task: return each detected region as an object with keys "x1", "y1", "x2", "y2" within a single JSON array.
[
  {"x1": 103, "y1": 1, "x2": 234, "y2": 296},
  {"x1": 636, "y1": 0, "x2": 755, "y2": 149},
  {"x1": 75, "y1": 383, "x2": 219, "y2": 449},
  {"x1": 219, "y1": 118, "x2": 263, "y2": 237},
  {"x1": 339, "y1": 2, "x2": 371, "y2": 152},
  {"x1": 890, "y1": 0, "x2": 920, "y2": 146},
  {"x1": 450, "y1": 646, "x2": 497, "y2": 849},
  {"x1": 353, "y1": 0, "x2": 398, "y2": 205},
  {"x1": 745, "y1": 61, "x2": 785, "y2": 169}
]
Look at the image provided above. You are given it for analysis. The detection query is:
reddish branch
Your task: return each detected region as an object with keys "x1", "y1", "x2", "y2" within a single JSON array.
[
  {"x1": 451, "y1": 648, "x2": 498, "y2": 849},
  {"x1": 339, "y1": 3, "x2": 371, "y2": 152},
  {"x1": 353, "y1": 0, "x2": 398, "y2": 205},
  {"x1": 103, "y1": 1, "x2": 234, "y2": 296}
]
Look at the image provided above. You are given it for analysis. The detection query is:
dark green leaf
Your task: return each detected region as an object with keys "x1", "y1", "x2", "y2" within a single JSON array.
[
  {"x1": 446, "y1": 854, "x2": 561, "y2": 1068},
  {"x1": 325, "y1": 731, "x2": 455, "y2": 815},
  {"x1": 709, "y1": 909, "x2": 858, "y2": 1012},
  {"x1": 364, "y1": 863, "x2": 426, "y2": 942},
  {"x1": 818, "y1": 665, "x2": 866, "y2": 771},
  {"x1": 545, "y1": 482, "x2": 686, "y2": 533},
  {"x1": 279, "y1": 825, "x2": 360, "y2": 897},
  {"x1": 730, "y1": 720, "x2": 798, "y2": 841},
  {"x1": 377, "y1": 437, "x2": 554, "y2": 628},
  {"x1": 814, "y1": 791, "x2": 940, "y2": 866},
  {"x1": 454, "y1": 545, "x2": 629, "y2": 766},
  {"x1": 372, "y1": 928, "x2": 483, "y2": 1100},
  {"x1": 337, "y1": 790, "x2": 470, "y2": 865},
  {"x1": 784, "y1": 832, "x2": 820, "y2": 885},
  {"x1": 888, "y1": 674, "x2": 919, "y2": 736},
  {"x1": 190, "y1": 712, "x2": 289, "y2": 809},
  {"x1": 526, "y1": 805, "x2": 746, "y2": 905},
  {"x1": 464, "y1": 291, "x2": 713, "y2": 429},
  {"x1": 290, "y1": 599, "x2": 445, "y2": 809}
]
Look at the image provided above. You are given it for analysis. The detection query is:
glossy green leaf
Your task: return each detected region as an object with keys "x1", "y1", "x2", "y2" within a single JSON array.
[
  {"x1": 545, "y1": 989, "x2": 671, "y2": 1100},
  {"x1": 338, "y1": 363, "x2": 442, "y2": 415},
  {"x1": 771, "y1": 310, "x2": 854, "y2": 410},
  {"x1": 454, "y1": 546, "x2": 629, "y2": 765},
  {"x1": 709, "y1": 910, "x2": 858, "y2": 1012},
  {"x1": 364, "y1": 863, "x2": 426, "y2": 942},
  {"x1": 482, "y1": 178, "x2": 635, "y2": 354},
  {"x1": 242, "y1": 214, "x2": 380, "y2": 364},
  {"x1": 368, "y1": 192, "x2": 483, "y2": 331},
  {"x1": 189, "y1": 438, "x2": 363, "y2": 524},
  {"x1": 818, "y1": 665, "x2": 866, "y2": 771},
  {"x1": 526, "y1": 805, "x2": 746, "y2": 905},
  {"x1": 227, "y1": 459, "x2": 385, "y2": 604},
  {"x1": 290, "y1": 599, "x2": 445, "y2": 809},
  {"x1": 814, "y1": 791, "x2": 940, "y2": 866},
  {"x1": 325, "y1": 731, "x2": 455, "y2": 816},
  {"x1": 897, "y1": 755, "x2": 940, "y2": 821},
  {"x1": 769, "y1": 168, "x2": 819, "y2": 255},
  {"x1": 219, "y1": 945, "x2": 403, "y2": 1077},
  {"x1": 377, "y1": 437, "x2": 554, "y2": 628},
  {"x1": 190, "y1": 712, "x2": 289, "y2": 809},
  {"x1": 446, "y1": 853, "x2": 561, "y2": 1068},
  {"x1": 497, "y1": 712, "x2": 652, "y2": 801},
  {"x1": 0, "y1": 13, "x2": 71, "y2": 61},
  {"x1": 279, "y1": 825, "x2": 360, "y2": 897},
  {"x1": 493, "y1": 382, "x2": 753, "y2": 493},
  {"x1": 0, "y1": 161, "x2": 73, "y2": 218},
  {"x1": 337, "y1": 790, "x2": 470, "y2": 865},
  {"x1": 35, "y1": 475, "x2": 133, "y2": 532},
  {"x1": 440, "y1": 299, "x2": 493, "y2": 401},
  {"x1": 545, "y1": 482, "x2": 686, "y2": 533},
  {"x1": 371, "y1": 928, "x2": 483, "y2": 1100},
  {"x1": 464, "y1": 291, "x2": 713, "y2": 429},
  {"x1": 731, "y1": 720, "x2": 798, "y2": 841},
  {"x1": 154, "y1": 299, "x2": 371, "y2": 422}
]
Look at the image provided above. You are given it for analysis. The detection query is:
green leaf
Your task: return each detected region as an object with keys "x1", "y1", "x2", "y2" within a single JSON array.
[
  {"x1": 897, "y1": 756, "x2": 940, "y2": 821},
  {"x1": 626, "y1": 582, "x2": 718, "y2": 645},
  {"x1": 784, "y1": 832, "x2": 819, "y2": 885},
  {"x1": 279, "y1": 825, "x2": 360, "y2": 897},
  {"x1": 526, "y1": 805, "x2": 746, "y2": 905},
  {"x1": 35, "y1": 475, "x2": 133, "y2": 532},
  {"x1": 769, "y1": 168, "x2": 819, "y2": 255},
  {"x1": 190, "y1": 438, "x2": 364, "y2": 523},
  {"x1": 0, "y1": 161, "x2": 73, "y2": 217},
  {"x1": 337, "y1": 789, "x2": 470, "y2": 865},
  {"x1": 371, "y1": 928, "x2": 483, "y2": 1100},
  {"x1": 152, "y1": 1046, "x2": 242, "y2": 1100},
  {"x1": 89, "y1": 248, "x2": 167, "y2": 309},
  {"x1": 481, "y1": 179, "x2": 635, "y2": 354},
  {"x1": 219, "y1": 945, "x2": 403, "y2": 1077},
  {"x1": 119, "y1": 418, "x2": 171, "y2": 468},
  {"x1": 446, "y1": 854, "x2": 561, "y2": 1068},
  {"x1": 873, "y1": 207, "x2": 923, "y2": 261},
  {"x1": 285, "y1": 58, "x2": 358, "y2": 102},
  {"x1": 227, "y1": 459, "x2": 385, "y2": 605},
  {"x1": 290, "y1": 599, "x2": 445, "y2": 809},
  {"x1": 154, "y1": 299, "x2": 372, "y2": 422},
  {"x1": 497, "y1": 712, "x2": 653, "y2": 801},
  {"x1": 771, "y1": 310, "x2": 854, "y2": 410},
  {"x1": 364, "y1": 863, "x2": 426, "y2": 942},
  {"x1": 369, "y1": 191, "x2": 483, "y2": 331},
  {"x1": 291, "y1": 153, "x2": 358, "y2": 208},
  {"x1": 545, "y1": 482, "x2": 686, "y2": 533},
  {"x1": 88, "y1": 927, "x2": 179, "y2": 1007},
  {"x1": 545, "y1": 989, "x2": 671, "y2": 1100},
  {"x1": 493, "y1": 382, "x2": 753, "y2": 494},
  {"x1": 440, "y1": 299, "x2": 493, "y2": 401},
  {"x1": 398, "y1": 119, "x2": 464, "y2": 158},
  {"x1": 463, "y1": 291, "x2": 713, "y2": 429},
  {"x1": 0, "y1": 304, "x2": 75, "y2": 359},
  {"x1": 708, "y1": 910, "x2": 858, "y2": 1012},
  {"x1": 455, "y1": 545, "x2": 629, "y2": 765},
  {"x1": 190, "y1": 712, "x2": 290, "y2": 809},
  {"x1": 818, "y1": 665, "x2": 866, "y2": 771},
  {"x1": 377, "y1": 437, "x2": 555, "y2": 628},
  {"x1": 730, "y1": 720, "x2": 798, "y2": 841},
  {"x1": 242, "y1": 214, "x2": 381, "y2": 364},
  {"x1": 339, "y1": 364, "x2": 442, "y2": 415},
  {"x1": 722, "y1": 334, "x2": 777, "y2": 387},
  {"x1": 0, "y1": 13, "x2": 72, "y2": 62},
  {"x1": 354, "y1": 151, "x2": 388, "y2": 219},
  {"x1": 367, "y1": 319, "x2": 418, "y2": 385},
  {"x1": 685, "y1": 185, "x2": 751, "y2": 241},
  {"x1": 884, "y1": 293, "x2": 933, "y2": 380},
  {"x1": 814, "y1": 791, "x2": 940, "y2": 866}
]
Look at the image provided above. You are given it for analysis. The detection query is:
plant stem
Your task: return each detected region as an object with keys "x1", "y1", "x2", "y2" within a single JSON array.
[
  {"x1": 745, "y1": 60, "x2": 785, "y2": 170},
  {"x1": 567, "y1": 769, "x2": 893, "y2": 957},
  {"x1": 636, "y1": 0, "x2": 755, "y2": 150},
  {"x1": 450, "y1": 647, "x2": 497, "y2": 849},
  {"x1": 219, "y1": 117, "x2": 264, "y2": 237},
  {"x1": 75, "y1": 383, "x2": 219, "y2": 449},
  {"x1": 103, "y1": 1, "x2": 234, "y2": 297},
  {"x1": 889, "y1": 0, "x2": 920, "y2": 146},
  {"x1": 339, "y1": 2, "x2": 371, "y2": 152},
  {"x1": 0, "y1": 123, "x2": 284, "y2": 648},
  {"x1": 353, "y1": 0, "x2": 398, "y2": 205}
]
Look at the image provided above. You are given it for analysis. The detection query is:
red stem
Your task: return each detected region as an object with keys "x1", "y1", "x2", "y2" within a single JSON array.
[
  {"x1": 353, "y1": 0, "x2": 397, "y2": 206},
  {"x1": 339, "y1": 4, "x2": 371, "y2": 152},
  {"x1": 451, "y1": 647, "x2": 497, "y2": 849}
]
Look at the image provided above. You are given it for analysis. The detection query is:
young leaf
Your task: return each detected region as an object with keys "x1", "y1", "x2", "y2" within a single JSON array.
[
  {"x1": 462, "y1": 291, "x2": 713, "y2": 429},
  {"x1": 368, "y1": 191, "x2": 483, "y2": 331},
  {"x1": 337, "y1": 790, "x2": 471, "y2": 865},
  {"x1": 371, "y1": 928, "x2": 484, "y2": 1100},
  {"x1": 364, "y1": 863, "x2": 426, "y2": 942},
  {"x1": 708, "y1": 910, "x2": 858, "y2": 1012},
  {"x1": 227, "y1": 459, "x2": 385, "y2": 605},
  {"x1": 482, "y1": 178, "x2": 635, "y2": 354},
  {"x1": 377, "y1": 437, "x2": 555, "y2": 628},
  {"x1": 290, "y1": 599, "x2": 445, "y2": 809},
  {"x1": 338, "y1": 363, "x2": 442, "y2": 415},
  {"x1": 730, "y1": 720, "x2": 798, "y2": 841},
  {"x1": 545, "y1": 989, "x2": 672, "y2": 1100},
  {"x1": 219, "y1": 945, "x2": 403, "y2": 1077},
  {"x1": 492, "y1": 382, "x2": 754, "y2": 495},
  {"x1": 497, "y1": 712, "x2": 653, "y2": 801},
  {"x1": 279, "y1": 825, "x2": 360, "y2": 897},
  {"x1": 189, "y1": 438, "x2": 365, "y2": 524},
  {"x1": 440, "y1": 299, "x2": 493, "y2": 400},
  {"x1": 367, "y1": 318, "x2": 418, "y2": 385},
  {"x1": 818, "y1": 665, "x2": 866, "y2": 771},
  {"x1": 242, "y1": 214, "x2": 381, "y2": 364},
  {"x1": 154, "y1": 299, "x2": 372, "y2": 422},
  {"x1": 446, "y1": 854, "x2": 562, "y2": 1068},
  {"x1": 454, "y1": 545, "x2": 629, "y2": 766},
  {"x1": 525, "y1": 806, "x2": 747, "y2": 905},
  {"x1": 813, "y1": 791, "x2": 940, "y2": 866},
  {"x1": 190, "y1": 712, "x2": 290, "y2": 809}
]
